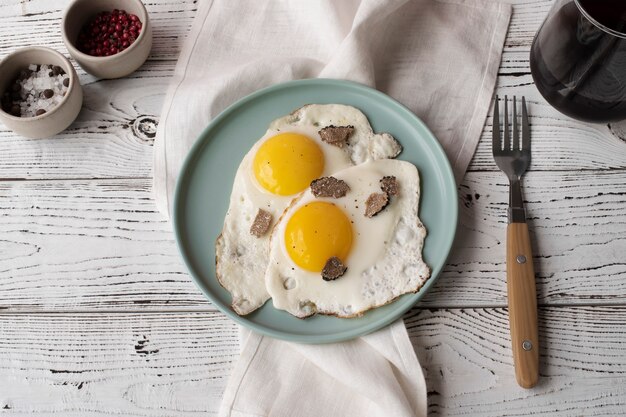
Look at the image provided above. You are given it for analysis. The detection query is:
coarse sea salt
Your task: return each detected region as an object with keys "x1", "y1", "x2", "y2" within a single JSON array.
[{"x1": 1, "y1": 64, "x2": 70, "y2": 118}]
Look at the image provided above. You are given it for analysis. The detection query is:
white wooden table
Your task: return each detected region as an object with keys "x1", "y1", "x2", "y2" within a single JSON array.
[{"x1": 1, "y1": 0, "x2": 626, "y2": 415}]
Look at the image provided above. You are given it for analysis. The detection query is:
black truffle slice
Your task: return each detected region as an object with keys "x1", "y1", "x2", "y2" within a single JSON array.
[
  {"x1": 310, "y1": 176, "x2": 350, "y2": 198},
  {"x1": 318, "y1": 125, "x2": 354, "y2": 148},
  {"x1": 364, "y1": 192, "x2": 389, "y2": 218},
  {"x1": 322, "y1": 257, "x2": 347, "y2": 281},
  {"x1": 380, "y1": 176, "x2": 399, "y2": 196},
  {"x1": 250, "y1": 209, "x2": 273, "y2": 237}
]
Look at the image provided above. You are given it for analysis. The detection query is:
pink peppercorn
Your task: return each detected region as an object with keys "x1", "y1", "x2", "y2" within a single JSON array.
[{"x1": 76, "y1": 9, "x2": 143, "y2": 57}]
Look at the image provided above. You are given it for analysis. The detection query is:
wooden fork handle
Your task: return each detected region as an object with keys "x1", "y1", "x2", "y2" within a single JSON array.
[{"x1": 507, "y1": 222, "x2": 539, "y2": 388}]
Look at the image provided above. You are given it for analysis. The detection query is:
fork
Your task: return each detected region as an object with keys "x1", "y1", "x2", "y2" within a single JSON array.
[{"x1": 492, "y1": 95, "x2": 539, "y2": 389}]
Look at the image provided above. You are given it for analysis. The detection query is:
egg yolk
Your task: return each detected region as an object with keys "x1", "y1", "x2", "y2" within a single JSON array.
[
  {"x1": 285, "y1": 202, "x2": 353, "y2": 272},
  {"x1": 253, "y1": 133, "x2": 324, "y2": 196}
]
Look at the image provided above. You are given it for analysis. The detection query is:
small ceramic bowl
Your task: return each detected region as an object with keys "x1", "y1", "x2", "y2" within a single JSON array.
[
  {"x1": 0, "y1": 47, "x2": 83, "y2": 139},
  {"x1": 61, "y1": 0, "x2": 152, "y2": 79}
]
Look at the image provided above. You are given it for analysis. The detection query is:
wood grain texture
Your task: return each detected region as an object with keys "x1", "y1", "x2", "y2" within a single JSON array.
[
  {"x1": 506, "y1": 223, "x2": 539, "y2": 388},
  {"x1": 0, "y1": 0, "x2": 194, "y2": 179},
  {"x1": 0, "y1": 61, "x2": 172, "y2": 180},
  {"x1": 0, "y1": 179, "x2": 206, "y2": 311},
  {"x1": 405, "y1": 306, "x2": 626, "y2": 416},
  {"x1": 0, "y1": 312, "x2": 239, "y2": 416},
  {"x1": 469, "y1": 76, "x2": 626, "y2": 172},
  {"x1": 446, "y1": 169, "x2": 626, "y2": 308},
  {"x1": 1, "y1": 307, "x2": 625, "y2": 416},
  {"x1": 1, "y1": 171, "x2": 626, "y2": 311}
]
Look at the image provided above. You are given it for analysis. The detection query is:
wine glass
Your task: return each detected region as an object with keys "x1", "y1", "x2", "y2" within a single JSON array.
[{"x1": 530, "y1": 0, "x2": 626, "y2": 123}]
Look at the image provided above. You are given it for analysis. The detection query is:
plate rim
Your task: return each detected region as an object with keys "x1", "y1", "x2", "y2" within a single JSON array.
[{"x1": 172, "y1": 78, "x2": 458, "y2": 343}]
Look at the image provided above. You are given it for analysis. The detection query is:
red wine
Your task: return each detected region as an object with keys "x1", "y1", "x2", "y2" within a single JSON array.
[
  {"x1": 578, "y1": 0, "x2": 626, "y2": 34},
  {"x1": 530, "y1": 0, "x2": 626, "y2": 123}
]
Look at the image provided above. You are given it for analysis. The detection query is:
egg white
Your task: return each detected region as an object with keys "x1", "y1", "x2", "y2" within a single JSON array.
[
  {"x1": 265, "y1": 159, "x2": 430, "y2": 318},
  {"x1": 216, "y1": 104, "x2": 402, "y2": 315}
]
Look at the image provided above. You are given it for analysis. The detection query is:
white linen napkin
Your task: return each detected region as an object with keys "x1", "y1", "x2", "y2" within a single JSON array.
[
  {"x1": 153, "y1": 0, "x2": 511, "y2": 416},
  {"x1": 220, "y1": 323, "x2": 427, "y2": 417}
]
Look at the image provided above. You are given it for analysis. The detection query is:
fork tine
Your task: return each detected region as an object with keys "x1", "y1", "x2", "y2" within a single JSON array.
[
  {"x1": 503, "y1": 95, "x2": 510, "y2": 151},
  {"x1": 522, "y1": 96, "x2": 530, "y2": 151},
  {"x1": 492, "y1": 95, "x2": 500, "y2": 152},
  {"x1": 513, "y1": 96, "x2": 519, "y2": 150}
]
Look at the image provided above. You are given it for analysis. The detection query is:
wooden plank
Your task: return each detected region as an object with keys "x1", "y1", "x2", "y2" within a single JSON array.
[
  {"x1": 0, "y1": 60, "x2": 172, "y2": 180},
  {"x1": 0, "y1": 179, "x2": 208, "y2": 311},
  {"x1": 0, "y1": 312, "x2": 238, "y2": 416},
  {"x1": 405, "y1": 306, "x2": 626, "y2": 416},
  {"x1": 468, "y1": 75, "x2": 626, "y2": 172},
  {"x1": 0, "y1": 0, "x2": 21, "y2": 19},
  {"x1": 0, "y1": 0, "x2": 184, "y2": 179},
  {"x1": 1, "y1": 171, "x2": 626, "y2": 312},
  {"x1": 0, "y1": 307, "x2": 625, "y2": 416},
  {"x1": 0, "y1": 0, "x2": 194, "y2": 178},
  {"x1": 2, "y1": 68, "x2": 625, "y2": 180},
  {"x1": 2, "y1": 67, "x2": 624, "y2": 180},
  {"x1": 436, "y1": 169, "x2": 626, "y2": 307}
]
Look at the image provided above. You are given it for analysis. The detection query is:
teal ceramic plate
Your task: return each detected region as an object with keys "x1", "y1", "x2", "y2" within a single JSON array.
[{"x1": 173, "y1": 79, "x2": 457, "y2": 343}]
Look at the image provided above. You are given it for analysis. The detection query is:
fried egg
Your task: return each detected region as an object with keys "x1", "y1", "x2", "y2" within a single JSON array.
[
  {"x1": 216, "y1": 104, "x2": 402, "y2": 315},
  {"x1": 265, "y1": 159, "x2": 430, "y2": 318}
]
